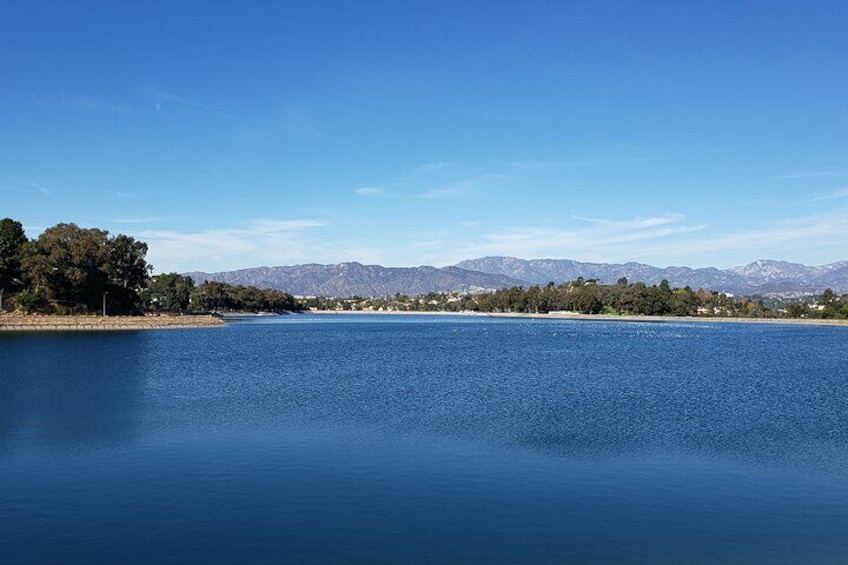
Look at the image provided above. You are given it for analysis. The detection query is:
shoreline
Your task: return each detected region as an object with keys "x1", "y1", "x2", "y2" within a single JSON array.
[
  {"x1": 0, "y1": 313, "x2": 224, "y2": 332},
  {"x1": 306, "y1": 309, "x2": 848, "y2": 327},
  {"x1": 3, "y1": 310, "x2": 845, "y2": 330}
]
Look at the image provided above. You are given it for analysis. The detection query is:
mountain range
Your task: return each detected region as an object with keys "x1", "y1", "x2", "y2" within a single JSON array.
[
  {"x1": 185, "y1": 257, "x2": 848, "y2": 298},
  {"x1": 456, "y1": 257, "x2": 848, "y2": 295},
  {"x1": 184, "y1": 263, "x2": 526, "y2": 297}
]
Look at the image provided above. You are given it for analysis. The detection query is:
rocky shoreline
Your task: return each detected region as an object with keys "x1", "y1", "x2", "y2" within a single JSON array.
[{"x1": 0, "y1": 313, "x2": 224, "y2": 332}]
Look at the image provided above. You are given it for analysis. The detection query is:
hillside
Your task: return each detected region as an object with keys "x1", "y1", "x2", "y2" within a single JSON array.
[
  {"x1": 185, "y1": 262, "x2": 527, "y2": 297},
  {"x1": 456, "y1": 257, "x2": 848, "y2": 295},
  {"x1": 185, "y1": 257, "x2": 848, "y2": 297}
]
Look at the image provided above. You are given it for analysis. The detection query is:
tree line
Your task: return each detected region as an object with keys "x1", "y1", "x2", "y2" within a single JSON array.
[
  {"x1": 0, "y1": 218, "x2": 298, "y2": 315},
  {"x1": 302, "y1": 278, "x2": 848, "y2": 320},
  {"x1": 144, "y1": 277, "x2": 299, "y2": 314}
]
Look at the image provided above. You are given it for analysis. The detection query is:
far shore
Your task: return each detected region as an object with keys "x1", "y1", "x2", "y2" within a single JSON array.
[
  {"x1": 307, "y1": 309, "x2": 848, "y2": 327},
  {"x1": 0, "y1": 313, "x2": 224, "y2": 332},
  {"x1": 3, "y1": 310, "x2": 845, "y2": 331}
]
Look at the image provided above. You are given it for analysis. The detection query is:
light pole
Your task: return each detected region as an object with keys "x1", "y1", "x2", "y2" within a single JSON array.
[
  {"x1": 103, "y1": 291, "x2": 109, "y2": 317},
  {"x1": 0, "y1": 288, "x2": 4, "y2": 311}
]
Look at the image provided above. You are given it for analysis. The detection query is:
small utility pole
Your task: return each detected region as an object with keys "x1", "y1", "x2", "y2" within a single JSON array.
[{"x1": 103, "y1": 291, "x2": 109, "y2": 317}]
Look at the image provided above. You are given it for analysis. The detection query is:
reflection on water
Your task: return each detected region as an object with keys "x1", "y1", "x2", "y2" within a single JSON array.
[
  {"x1": 1, "y1": 316, "x2": 848, "y2": 563},
  {"x1": 0, "y1": 332, "x2": 152, "y2": 453}
]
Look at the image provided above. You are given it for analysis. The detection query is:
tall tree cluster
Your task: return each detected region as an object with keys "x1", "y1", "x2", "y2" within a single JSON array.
[
  {"x1": 2, "y1": 217, "x2": 303, "y2": 316},
  {"x1": 0, "y1": 218, "x2": 27, "y2": 292},
  {"x1": 189, "y1": 281, "x2": 299, "y2": 313},
  {"x1": 140, "y1": 277, "x2": 300, "y2": 313},
  {"x1": 2, "y1": 219, "x2": 151, "y2": 314},
  {"x1": 474, "y1": 279, "x2": 755, "y2": 316},
  {"x1": 140, "y1": 273, "x2": 196, "y2": 313}
]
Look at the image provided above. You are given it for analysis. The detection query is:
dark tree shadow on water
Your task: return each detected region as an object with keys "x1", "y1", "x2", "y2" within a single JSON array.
[{"x1": 0, "y1": 332, "x2": 152, "y2": 454}]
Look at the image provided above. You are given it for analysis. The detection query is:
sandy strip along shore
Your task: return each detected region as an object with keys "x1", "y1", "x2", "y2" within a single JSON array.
[
  {"x1": 307, "y1": 309, "x2": 848, "y2": 327},
  {"x1": 0, "y1": 314, "x2": 224, "y2": 332}
]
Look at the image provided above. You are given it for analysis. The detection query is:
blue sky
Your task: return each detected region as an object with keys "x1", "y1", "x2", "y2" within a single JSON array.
[{"x1": 3, "y1": 1, "x2": 847, "y2": 273}]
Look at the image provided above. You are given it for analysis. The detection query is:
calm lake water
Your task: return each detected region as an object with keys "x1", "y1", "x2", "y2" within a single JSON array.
[{"x1": 2, "y1": 314, "x2": 848, "y2": 563}]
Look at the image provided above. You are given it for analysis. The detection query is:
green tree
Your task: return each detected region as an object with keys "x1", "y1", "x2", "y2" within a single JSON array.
[
  {"x1": 643, "y1": 284, "x2": 672, "y2": 315},
  {"x1": 818, "y1": 288, "x2": 842, "y2": 319},
  {"x1": 0, "y1": 218, "x2": 28, "y2": 291},
  {"x1": 107, "y1": 234, "x2": 150, "y2": 290},
  {"x1": 21, "y1": 223, "x2": 150, "y2": 314},
  {"x1": 573, "y1": 283, "x2": 603, "y2": 314},
  {"x1": 191, "y1": 281, "x2": 229, "y2": 311},
  {"x1": 143, "y1": 273, "x2": 195, "y2": 313},
  {"x1": 670, "y1": 286, "x2": 700, "y2": 316}
]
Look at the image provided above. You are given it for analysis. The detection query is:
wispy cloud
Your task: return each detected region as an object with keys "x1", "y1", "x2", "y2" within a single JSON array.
[
  {"x1": 806, "y1": 188, "x2": 848, "y2": 202},
  {"x1": 355, "y1": 187, "x2": 387, "y2": 197},
  {"x1": 132, "y1": 206, "x2": 848, "y2": 273},
  {"x1": 776, "y1": 170, "x2": 844, "y2": 180},
  {"x1": 413, "y1": 162, "x2": 453, "y2": 174},
  {"x1": 282, "y1": 102, "x2": 326, "y2": 139},
  {"x1": 353, "y1": 163, "x2": 512, "y2": 200},
  {"x1": 0, "y1": 177, "x2": 53, "y2": 197},
  {"x1": 139, "y1": 218, "x2": 325, "y2": 273},
  {"x1": 71, "y1": 94, "x2": 131, "y2": 113},
  {"x1": 368, "y1": 153, "x2": 643, "y2": 201},
  {"x1": 247, "y1": 219, "x2": 324, "y2": 232},
  {"x1": 110, "y1": 216, "x2": 165, "y2": 224},
  {"x1": 419, "y1": 173, "x2": 512, "y2": 199},
  {"x1": 507, "y1": 151, "x2": 649, "y2": 171},
  {"x1": 411, "y1": 213, "x2": 708, "y2": 266},
  {"x1": 445, "y1": 209, "x2": 848, "y2": 268},
  {"x1": 148, "y1": 88, "x2": 209, "y2": 110},
  {"x1": 571, "y1": 214, "x2": 685, "y2": 230},
  {"x1": 507, "y1": 159, "x2": 586, "y2": 170},
  {"x1": 28, "y1": 182, "x2": 51, "y2": 196},
  {"x1": 476, "y1": 216, "x2": 705, "y2": 254},
  {"x1": 15, "y1": 89, "x2": 131, "y2": 113},
  {"x1": 435, "y1": 206, "x2": 848, "y2": 268},
  {"x1": 634, "y1": 209, "x2": 848, "y2": 263}
]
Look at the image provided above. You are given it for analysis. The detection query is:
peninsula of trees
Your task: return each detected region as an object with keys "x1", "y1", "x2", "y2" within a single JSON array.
[{"x1": 0, "y1": 218, "x2": 298, "y2": 315}]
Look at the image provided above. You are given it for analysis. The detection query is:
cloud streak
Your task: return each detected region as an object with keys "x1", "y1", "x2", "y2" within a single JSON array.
[
  {"x1": 355, "y1": 187, "x2": 387, "y2": 197},
  {"x1": 353, "y1": 164, "x2": 512, "y2": 200},
  {"x1": 412, "y1": 162, "x2": 454, "y2": 174},
  {"x1": 776, "y1": 170, "x2": 844, "y2": 180},
  {"x1": 133, "y1": 206, "x2": 848, "y2": 274},
  {"x1": 28, "y1": 182, "x2": 51, "y2": 196},
  {"x1": 632, "y1": 209, "x2": 848, "y2": 264},
  {"x1": 571, "y1": 214, "x2": 686, "y2": 230},
  {"x1": 806, "y1": 188, "x2": 848, "y2": 202},
  {"x1": 420, "y1": 209, "x2": 848, "y2": 268},
  {"x1": 462, "y1": 215, "x2": 707, "y2": 259},
  {"x1": 419, "y1": 173, "x2": 512, "y2": 199},
  {"x1": 148, "y1": 88, "x2": 210, "y2": 110},
  {"x1": 110, "y1": 216, "x2": 165, "y2": 224},
  {"x1": 139, "y1": 218, "x2": 325, "y2": 273}
]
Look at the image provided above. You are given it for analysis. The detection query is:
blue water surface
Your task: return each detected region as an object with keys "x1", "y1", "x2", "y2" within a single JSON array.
[{"x1": 1, "y1": 314, "x2": 847, "y2": 563}]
